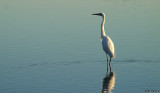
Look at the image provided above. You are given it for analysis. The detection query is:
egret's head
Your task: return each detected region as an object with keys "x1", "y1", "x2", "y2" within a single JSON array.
[{"x1": 92, "y1": 13, "x2": 105, "y2": 17}]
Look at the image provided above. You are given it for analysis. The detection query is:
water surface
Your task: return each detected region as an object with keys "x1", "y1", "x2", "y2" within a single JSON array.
[{"x1": 0, "y1": 0, "x2": 160, "y2": 93}]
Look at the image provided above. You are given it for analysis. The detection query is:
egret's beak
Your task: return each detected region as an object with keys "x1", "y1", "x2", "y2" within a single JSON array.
[{"x1": 92, "y1": 13, "x2": 100, "y2": 15}]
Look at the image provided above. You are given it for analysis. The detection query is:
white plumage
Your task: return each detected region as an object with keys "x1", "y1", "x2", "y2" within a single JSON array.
[
  {"x1": 102, "y1": 36, "x2": 115, "y2": 58},
  {"x1": 92, "y1": 13, "x2": 115, "y2": 69}
]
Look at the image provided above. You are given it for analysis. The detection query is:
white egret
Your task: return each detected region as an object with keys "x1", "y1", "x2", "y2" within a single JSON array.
[{"x1": 92, "y1": 13, "x2": 115, "y2": 70}]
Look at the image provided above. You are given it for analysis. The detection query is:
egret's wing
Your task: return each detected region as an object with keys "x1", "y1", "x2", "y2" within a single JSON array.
[{"x1": 102, "y1": 36, "x2": 115, "y2": 58}]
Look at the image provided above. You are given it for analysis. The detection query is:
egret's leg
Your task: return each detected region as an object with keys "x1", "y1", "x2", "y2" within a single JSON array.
[
  {"x1": 107, "y1": 55, "x2": 108, "y2": 63},
  {"x1": 109, "y1": 58, "x2": 111, "y2": 71},
  {"x1": 106, "y1": 55, "x2": 108, "y2": 72}
]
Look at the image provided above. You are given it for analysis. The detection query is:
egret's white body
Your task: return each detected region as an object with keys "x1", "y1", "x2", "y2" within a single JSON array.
[
  {"x1": 92, "y1": 13, "x2": 115, "y2": 68},
  {"x1": 102, "y1": 36, "x2": 115, "y2": 58}
]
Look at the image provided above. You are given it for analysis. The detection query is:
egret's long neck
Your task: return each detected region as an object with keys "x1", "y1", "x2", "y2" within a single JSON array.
[{"x1": 101, "y1": 15, "x2": 106, "y2": 38}]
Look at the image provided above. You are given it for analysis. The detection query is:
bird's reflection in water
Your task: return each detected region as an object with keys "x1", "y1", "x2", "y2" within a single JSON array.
[{"x1": 101, "y1": 71, "x2": 115, "y2": 93}]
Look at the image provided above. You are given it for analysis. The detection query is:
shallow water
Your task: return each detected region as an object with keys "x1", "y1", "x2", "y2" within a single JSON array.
[{"x1": 0, "y1": 0, "x2": 160, "y2": 93}]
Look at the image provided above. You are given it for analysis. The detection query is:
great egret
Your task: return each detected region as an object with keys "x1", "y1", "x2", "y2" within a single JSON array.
[{"x1": 92, "y1": 13, "x2": 115, "y2": 70}]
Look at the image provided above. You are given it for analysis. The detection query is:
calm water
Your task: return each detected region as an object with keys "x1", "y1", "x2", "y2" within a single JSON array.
[{"x1": 0, "y1": 0, "x2": 160, "y2": 93}]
